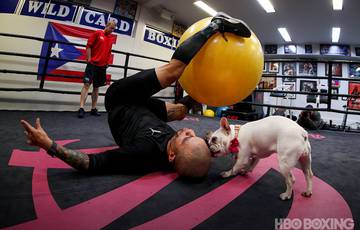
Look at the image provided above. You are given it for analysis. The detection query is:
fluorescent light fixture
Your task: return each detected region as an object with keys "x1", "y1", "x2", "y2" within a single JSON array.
[
  {"x1": 332, "y1": 0, "x2": 343, "y2": 10},
  {"x1": 193, "y1": 1, "x2": 217, "y2": 16},
  {"x1": 278, "y1": 28, "x2": 291, "y2": 42},
  {"x1": 257, "y1": 0, "x2": 275, "y2": 13},
  {"x1": 332, "y1": 27, "x2": 341, "y2": 43}
]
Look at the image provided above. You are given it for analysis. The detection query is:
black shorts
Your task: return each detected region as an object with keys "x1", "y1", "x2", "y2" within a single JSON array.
[
  {"x1": 83, "y1": 63, "x2": 106, "y2": 88},
  {"x1": 105, "y1": 68, "x2": 166, "y2": 115}
]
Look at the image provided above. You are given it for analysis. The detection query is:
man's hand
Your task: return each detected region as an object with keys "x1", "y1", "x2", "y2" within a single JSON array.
[{"x1": 20, "y1": 118, "x2": 52, "y2": 150}]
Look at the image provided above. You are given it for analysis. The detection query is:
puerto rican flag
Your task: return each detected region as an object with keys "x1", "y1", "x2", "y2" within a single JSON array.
[{"x1": 38, "y1": 22, "x2": 117, "y2": 84}]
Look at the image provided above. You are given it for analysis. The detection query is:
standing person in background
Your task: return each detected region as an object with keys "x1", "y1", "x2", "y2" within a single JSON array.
[{"x1": 78, "y1": 21, "x2": 117, "y2": 118}]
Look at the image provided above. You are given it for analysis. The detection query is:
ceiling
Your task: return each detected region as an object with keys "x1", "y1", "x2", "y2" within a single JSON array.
[{"x1": 137, "y1": 0, "x2": 360, "y2": 46}]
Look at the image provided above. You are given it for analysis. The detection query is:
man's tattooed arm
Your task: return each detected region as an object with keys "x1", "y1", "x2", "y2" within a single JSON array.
[{"x1": 55, "y1": 145, "x2": 90, "y2": 171}]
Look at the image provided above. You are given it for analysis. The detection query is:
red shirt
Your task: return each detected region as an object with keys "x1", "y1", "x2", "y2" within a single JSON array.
[{"x1": 86, "y1": 30, "x2": 115, "y2": 67}]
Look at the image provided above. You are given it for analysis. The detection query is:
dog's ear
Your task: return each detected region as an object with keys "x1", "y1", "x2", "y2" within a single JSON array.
[{"x1": 220, "y1": 117, "x2": 231, "y2": 134}]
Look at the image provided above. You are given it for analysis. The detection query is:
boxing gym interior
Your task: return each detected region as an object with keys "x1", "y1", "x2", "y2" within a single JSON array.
[{"x1": 0, "y1": 0, "x2": 359, "y2": 229}]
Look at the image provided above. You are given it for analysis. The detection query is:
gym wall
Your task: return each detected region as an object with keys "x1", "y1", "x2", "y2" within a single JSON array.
[{"x1": 0, "y1": 1, "x2": 175, "y2": 111}]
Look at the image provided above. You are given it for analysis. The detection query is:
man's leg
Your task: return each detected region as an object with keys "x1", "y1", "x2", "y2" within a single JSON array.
[
  {"x1": 171, "y1": 12, "x2": 251, "y2": 65},
  {"x1": 78, "y1": 83, "x2": 90, "y2": 118},
  {"x1": 90, "y1": 87, "x2": 101, "y2": 116},
  {"x1": 80, "y1": 84, "x2": 90, "y2": 108},
  {"x1": 105, "y1": 13, "x2": 251, "y2": 111},
  {"x1": 91, "y1": 87, "x2": 99, "y2": 109}
]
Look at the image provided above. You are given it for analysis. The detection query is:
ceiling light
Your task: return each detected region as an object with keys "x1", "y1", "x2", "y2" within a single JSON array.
[
  {"x1": 332, "y1": 27, "x2": 341, "y2": 43},
  {"x1": 257, "y1": 0, "x2": 275, "y2": 13},
  {"x1": 193, "y1": 1, "x2": 217, "y2": 16},
  {"x1": 278, "y1": 28, "x2": 291, "y2": 42},
  {"x1": 332, "y1": 0, "x2": 343, "y2": 10}
]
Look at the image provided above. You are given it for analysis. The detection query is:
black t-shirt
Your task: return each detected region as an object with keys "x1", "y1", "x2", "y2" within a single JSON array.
[{"x1": 108, "y1": 104, "x2": 176, "y2": 169}]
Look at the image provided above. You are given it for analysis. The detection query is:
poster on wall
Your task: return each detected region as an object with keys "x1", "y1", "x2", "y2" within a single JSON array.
[
  {"x1": 284, "y1": 82, "x2": 296, "y2": 99},
  {"x1": 299, "y1": 62, "x2": 317, "y2": 76},
  {"x1": 258, "y1": 76, "x2": 276, "y2": 89},
  {"x1": 37, "y1": 22, "x2": 117, "y2": 84},
  {"x1": 348, "y1": 82, "x2": 360, "y2": 110},
  {"x1": 284, "y1": 45, "x2": 297, "y2": 54},
  {"x1": 0, "y1": 0, "x2": 19, "y2": 13},
  {"x1": 263, "y1": 62, "x2": 268, "y2": 73},
  {"x1": 305, "y1": 44, "x2": 312, "y2": 54},
  {"x1": 79, "y1": 8, "x2": 134, "y2": 36},
  {"x1": 325, "y1": 63, "x2": 342, "y2": 88},
  {"x1": 326, "y1": 63, "x2": 342, "y2": 76},
  {"x1": 20, "y1": 0, "x2": 78, "y2": 22},
  {"x1": 355, "y1": 47, "x2": 360, "y2": 56},
  {"x1": 172, "y1": 22, "x2": 186, "y2": 38},
  {"x1": 320, "y1": 44, "x2": 350, "y2": 56},
  {"x1": 264, "y1": 45, "x2": 277, "y2": 54},
  {"x1": 282, "y1": 62, "x2": 296, "y2": 81},
  {"x1": 300, "y1": 80, "x2": 317, "y2": 92},
  {"x1": 113, "y1": 0, "x2": 137, "y2": 20},
  {"x1": 349, "y1": 63, "x2": 360, "y2": 77},
  {"x1": 144, "y1": 26, "x2": 179, "y2": 50},
  {"x1": 268, "y1": 62, "x2": 279, "y2": 73}
]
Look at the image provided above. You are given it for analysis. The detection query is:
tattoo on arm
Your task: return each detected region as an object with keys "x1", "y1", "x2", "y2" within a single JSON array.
[{"x1": 55, "y1": 145, "x2": 90, "y2": 171}]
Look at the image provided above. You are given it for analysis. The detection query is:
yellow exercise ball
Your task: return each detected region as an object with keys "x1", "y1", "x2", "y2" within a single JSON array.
[
  {"x1": 203, "y1": 109, "x2": 215, "y2": 117},
  {"x1": 178, "y1": 17, "x2": 264, "y2": 106}
]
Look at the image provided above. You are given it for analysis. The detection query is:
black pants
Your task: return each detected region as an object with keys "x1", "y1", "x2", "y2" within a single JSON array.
[
  {"x1": 105, "y1": 68, "x2": 168, "y2": 120},
  {"x1": 87, "y1": 69, "x2": 171, "y2": 173}
]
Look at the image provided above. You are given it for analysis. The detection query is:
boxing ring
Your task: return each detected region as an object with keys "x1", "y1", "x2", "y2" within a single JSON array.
[{"x1": 0, "y1": 33, "x2": 359, "y2": 229}]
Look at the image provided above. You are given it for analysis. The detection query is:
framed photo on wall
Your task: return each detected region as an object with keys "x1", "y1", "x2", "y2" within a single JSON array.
[
  {"x1": 349, "y1": 63, "x2": 360, "y2": 77},
  {"x1": 284, "y1": 82, "x2": 296, "y2": 99},
  {"x1": 269, "y1": 62, "x2": 279, "y2": 73},
  {"x1": 305, "y1": 44, "x2": 312, "y2": 54},
  {"x1": 172, "y1": 22, "x2": 186, "y2": 38},
  {"x1": 264, "y1": 45, "x2": 278, "y2": 54},
  {"x1": 355, "y1": 47, "x2": 360, "y2": 56},
  {"x1": 282, "y1": 62, "x2": 296, "y2": 81},
  {"x1": 348, "y1": 82, "x2": 360, "y2": 110},
  {"x1": 326, "y1": 63, "x2": 342, "y2": 76},
  {"x1": 258, "y1": 76, "x2": 277, "y2": 89},
  {"x1": 114, "y1": 0, "x2": 138, "y2": 20},
  {"x1": 284, "y1": 45, "x2": 297, "y2": 54},
  {"x1": 300, "y1": 80, "x2": 317, "y2": 92},
  {"x1": 331, "y1": 88, "x2": 339, "y2": 100},
  {"x1": 299, "y1": 62, "x2": 317, "y2": 76},
  {"x1": 263, "y1": 62, "x2": 268, "y2": 73},
  {"x1": 332, "y1": 80, "x2": 340, "y2": 88},
  {"x1": 320, "y1": 44, "x2": 350, "y2": 56}
]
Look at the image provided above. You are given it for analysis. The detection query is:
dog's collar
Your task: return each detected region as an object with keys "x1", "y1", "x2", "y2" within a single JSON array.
[{"x1": 228, "y1": 125, "x2": 240, "y2": 154}]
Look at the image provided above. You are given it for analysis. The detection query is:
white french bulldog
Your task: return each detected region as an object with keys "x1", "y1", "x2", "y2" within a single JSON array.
[{"x1": 206, "y1": 116, "x2": 313, "y2": 200}]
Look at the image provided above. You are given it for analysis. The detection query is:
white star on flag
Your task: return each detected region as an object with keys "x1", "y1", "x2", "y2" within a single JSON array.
[{"x1": 50, "y1": 43, "x2": 63, "y2": 58}]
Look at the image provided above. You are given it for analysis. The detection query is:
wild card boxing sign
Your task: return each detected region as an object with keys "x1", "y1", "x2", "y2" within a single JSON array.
[
  {"x1": 21, "y1": 0, "x2": 77, "y2": 21},
  {"x1": 144, "y1": 26, "x2": 179, "y2": 50},
  {"x1": 79, "y1": 8, "x2": 134, "y2": 36}
]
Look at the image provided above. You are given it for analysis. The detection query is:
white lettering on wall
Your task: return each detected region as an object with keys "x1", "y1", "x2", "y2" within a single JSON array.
[
  {"x1": 27, "y1": 1, "x2": 70, "y2": 17},
  {"x1": 57, "y1": 5, "x2": 70, "y2": 17},
  {"x1": 147, "y1": 30, "x2": 157, "y2": 41},
  {"x1": 145, "y1": 28, "x2": 178, "y2": 49},
  {"x1": 28, "y1": 1, "x2": 43, "y2": 13},
  {"x1": 94, "y1": 14, "x2": 106, "y2": 26},
  {"x1": 118, "y1": 21, "x2": 130, "y2": 32},
  {"x1": 85, "y1": 12, "x2": 95, "y2": 23}
]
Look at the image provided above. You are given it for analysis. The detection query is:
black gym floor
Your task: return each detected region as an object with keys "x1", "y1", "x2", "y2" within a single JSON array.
[{"x1": 0, "y1": 111, "x2": 358, "y2": 229}]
